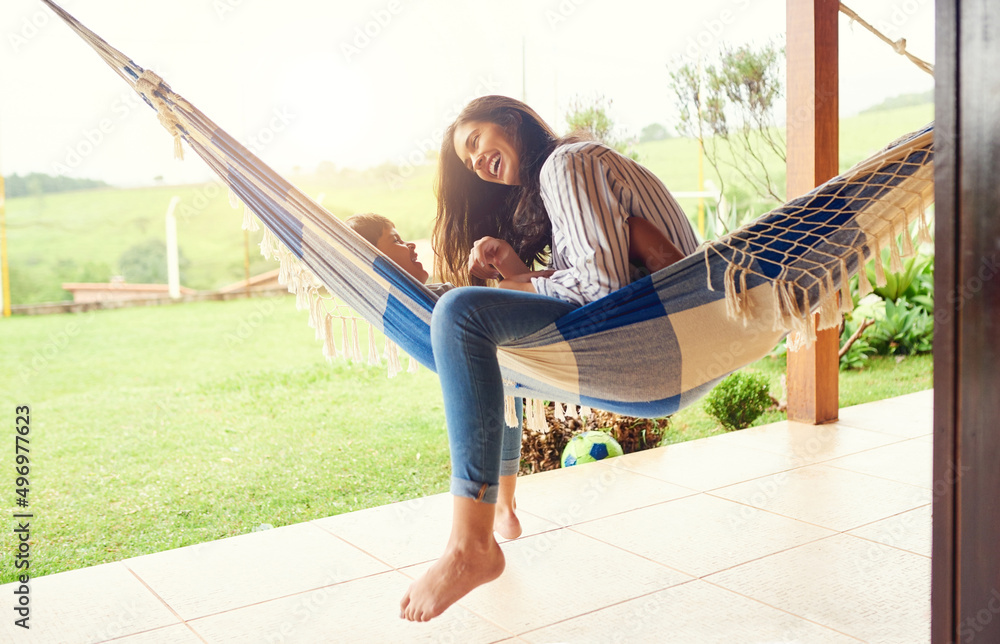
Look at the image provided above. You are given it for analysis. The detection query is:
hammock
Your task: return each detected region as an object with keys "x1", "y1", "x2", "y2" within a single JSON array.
[{"x1": 42, "y1": 0, "x2": 934, "y2": 422}]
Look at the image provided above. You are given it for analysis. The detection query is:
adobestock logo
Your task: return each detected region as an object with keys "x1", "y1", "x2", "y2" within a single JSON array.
[
  {"x1": 50, "y1": 91, "x2": 147, "y2": 176},
  {"x1": 668, "y1": 0, "x2": 754, "y2": 68},
  {"x1": 7, "y1": 2, "x2": 70, "y2": 55},
  {"x1": 340, "y1": 0, "x2": 407, "y2": 62}
]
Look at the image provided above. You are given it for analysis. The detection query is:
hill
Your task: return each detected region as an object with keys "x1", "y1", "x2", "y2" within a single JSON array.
[
  {"x1": 4, "y1": 103, "x2": 933, "y2": 304},
  {"x1": 860, "y1": 90, "x2": 934, "y2": 114},
  {"x1": 2, "y1": 172, "x2": 109, "y2": 198}
]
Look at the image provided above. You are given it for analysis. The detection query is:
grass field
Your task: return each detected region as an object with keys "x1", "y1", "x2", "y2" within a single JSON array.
[
  {"x1": 1, "y1": 296, "x2": 450, "y2": 583},
  {"x1": 1, "y1": 292, "x2": 932, "y2": 583},
  {"x1": 5, "y1": 103, "x2": 934, "y2": 304}
]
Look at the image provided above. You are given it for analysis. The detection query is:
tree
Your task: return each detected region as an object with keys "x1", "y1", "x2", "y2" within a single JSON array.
[
  {"x1": 3, "y1": 172, "x2": 109, "y2": 197},
  {"x1": 669, "y1": 41, "x2": 786, "y2": 222},
  {"x1": 564, "y1": 95, "x2": 639, "y2": 160},
  {"x1": 118, "y1": 238, "x2": 189, "y2": 284},
  {"x1": 639, "y1": 123, "x2": 671, "y2": 143}
]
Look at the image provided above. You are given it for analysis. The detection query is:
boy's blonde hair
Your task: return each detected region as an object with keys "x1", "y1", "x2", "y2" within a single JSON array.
[{"x1": 346, "y1": 213, "x2": 393, "y2": 246}]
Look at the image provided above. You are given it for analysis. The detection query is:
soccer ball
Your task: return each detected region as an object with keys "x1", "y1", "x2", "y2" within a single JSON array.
[{"x1": 561, "y1": 431, "x2": 624, "y2": 467}]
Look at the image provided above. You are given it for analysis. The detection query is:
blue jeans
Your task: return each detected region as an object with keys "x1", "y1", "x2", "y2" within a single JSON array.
[
  {"x1": 500, "y1": 397, "x2": 524, "y2": 478},
  {"x1": 432, "y1": 287, "x2": 578, "y2": 503}
]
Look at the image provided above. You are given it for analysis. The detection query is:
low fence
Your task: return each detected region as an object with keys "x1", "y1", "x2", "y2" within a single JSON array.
[{"x1": 11, "y1": 287, "x2": 290, "y2": 316}]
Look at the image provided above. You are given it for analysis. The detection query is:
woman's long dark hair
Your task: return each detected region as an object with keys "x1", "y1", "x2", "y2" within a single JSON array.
[{"x1": 433, "y1": 95, "x2": 579, "y2": 286}]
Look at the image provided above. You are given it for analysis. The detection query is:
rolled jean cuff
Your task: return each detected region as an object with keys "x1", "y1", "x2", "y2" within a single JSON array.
[
  {"x1": 450, "y1": 476, "x2": 498, "y2": 504},
  {"x1": 499, "y1": 457, "x2": 520, "y2": 477}
]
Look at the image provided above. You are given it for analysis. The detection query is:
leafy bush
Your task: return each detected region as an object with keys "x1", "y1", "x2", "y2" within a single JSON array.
[
  {"x1": 839, "y1": 318, "x2": 876, "y2": 371},
  {"x1": 865, "y1": 253, "x2": 933, "y2": 304},
  {"x1": 118, "y1": 238, "x2": 190, "y2": 284},
  {"x1": 836, "y1": 245, "x2": 935, "y2": 366},
  {"x1": 704, "y1": 371, "x2": 773, "y2": 431},
  {"x1": 564, "y1": 94, "x2": 639, "y2": 160},
  {"x1": 867, "y1": 299, "x2": 934, "y2": 356},
  {"x1": 901, "y1": 257, "x2": 934, "y2": 315}
]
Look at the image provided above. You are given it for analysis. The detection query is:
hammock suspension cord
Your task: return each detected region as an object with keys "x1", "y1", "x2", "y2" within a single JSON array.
[{"x1": 839, "y1": 2, "x2": 935, "y2": 77}]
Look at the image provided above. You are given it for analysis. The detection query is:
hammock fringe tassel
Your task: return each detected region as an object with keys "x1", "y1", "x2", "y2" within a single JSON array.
[
  {"x1": 266, "y1": 234, "x2": 423, "y2": 371},
  {"x1": 712, "y1": 136, "x2": 934, "y2": 351}
]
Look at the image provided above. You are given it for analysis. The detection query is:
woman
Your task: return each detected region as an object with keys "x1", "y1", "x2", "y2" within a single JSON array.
[{"x1": 401, "y1": 96, "x2": 698, "y2": 622}]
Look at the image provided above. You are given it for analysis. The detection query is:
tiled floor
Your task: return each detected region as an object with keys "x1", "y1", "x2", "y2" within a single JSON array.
[{"x1": 2, "y1": 390, "x2": 934, "y2": 643}]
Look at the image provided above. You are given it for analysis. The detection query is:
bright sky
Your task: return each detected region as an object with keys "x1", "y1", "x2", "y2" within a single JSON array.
[{"x1": 1, "y1": 0, "x2": 935, "y2": 187}]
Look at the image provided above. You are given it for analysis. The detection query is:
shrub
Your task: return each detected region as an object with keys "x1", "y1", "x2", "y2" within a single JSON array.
[
  {"x1": 704, "y1": 371, "x2": 773, "y2": 431},
  {"x1": 867, "y1": 299, "x2": 934, "y2": 356},
  {"x1": 839, "y1": 318, "x2": 877, "y2": 371}
]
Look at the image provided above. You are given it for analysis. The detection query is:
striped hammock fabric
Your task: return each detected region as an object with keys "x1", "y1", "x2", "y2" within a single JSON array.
[{"x1": 43, "y1": 0, "x2": 934, "y2": 421}]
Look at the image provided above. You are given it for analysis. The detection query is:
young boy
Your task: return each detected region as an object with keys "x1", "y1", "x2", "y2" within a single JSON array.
[
  {"x1": 346, "y1": 213, "x2": 430, "y2": 284},
  {"x1": 347, "y1": 212, "x2": 523, "y2": 539}
]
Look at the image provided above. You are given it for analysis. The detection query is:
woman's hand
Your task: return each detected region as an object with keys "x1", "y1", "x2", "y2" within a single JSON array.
[
  {"x1": 497, "y1": 270, "x2": 555, "y2": 293},
  {"x1": 468, "y1": 237, "x2": 530, "y2": 280}
]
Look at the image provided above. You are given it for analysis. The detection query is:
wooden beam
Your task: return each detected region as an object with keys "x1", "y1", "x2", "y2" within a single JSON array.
[
  {"x1": 784, "y1": 0, "x2": 839, "y2": 424},
  {"x1": 933, "y1": 2, "x2": 1000, "y2": 642}
]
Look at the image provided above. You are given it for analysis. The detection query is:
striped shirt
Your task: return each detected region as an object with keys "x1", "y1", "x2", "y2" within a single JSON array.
[{"x1": 531, "y1": 142, "x2": 699, "y2": 306}]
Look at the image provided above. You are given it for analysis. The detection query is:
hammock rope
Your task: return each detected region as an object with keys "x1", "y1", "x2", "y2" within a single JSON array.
[
  {"x1": 839, "y1": 2, "x2": 935, "y2": 77},
  {"x1": 41, "y1": 0, "x2": 934, "y2": 423}
]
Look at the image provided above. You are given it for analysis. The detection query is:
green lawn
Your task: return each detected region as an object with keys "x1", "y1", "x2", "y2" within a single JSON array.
[
  {"x1": 1, "y1": 296, "x2": 931, "y2": 583},
  {"x1": 1, "y1": 297, "x2": 450, "y2": 582}
]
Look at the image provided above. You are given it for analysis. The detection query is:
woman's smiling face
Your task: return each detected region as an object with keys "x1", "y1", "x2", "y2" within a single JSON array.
[{"x1": 452, "y1": 119, "x2": 521, "y2": 186}]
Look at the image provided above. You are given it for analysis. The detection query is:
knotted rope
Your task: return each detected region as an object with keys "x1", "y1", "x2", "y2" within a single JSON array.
[
  {"x1": 840, "y1": 2, "x2": 934, "y2": 77},
  {"x1": 135, "y1": 70, "x2": 185, "y2": 160}
]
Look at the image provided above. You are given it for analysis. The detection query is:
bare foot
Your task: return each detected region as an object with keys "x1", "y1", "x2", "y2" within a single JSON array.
[
  {"x1": 400, "y1": 538, "x2": 505, "y2": 621},
  {"x1": 494, "y1": 500, "x2": 522, "y2": 540}
]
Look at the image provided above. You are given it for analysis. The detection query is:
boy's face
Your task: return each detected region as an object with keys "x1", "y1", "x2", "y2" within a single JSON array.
[{"x1": 375, "y1": 226, "x2": 429, "y2": 283}]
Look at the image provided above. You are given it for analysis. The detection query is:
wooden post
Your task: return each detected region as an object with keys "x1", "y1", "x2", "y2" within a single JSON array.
[
  {"x1": 932, "y1": 2, "x2": 1000, "y2": 642},
  {"x1": 784, "y1": 0, "x2": 839, "y2": 424}
]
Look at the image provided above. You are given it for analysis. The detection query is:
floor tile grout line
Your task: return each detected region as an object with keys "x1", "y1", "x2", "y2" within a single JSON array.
[
  {"x1": 834, "y1": 419, "x2": 932, "y2": 439},
  {"x1": 309, "y1": 519, "x2": 406, "y2": 571},
  {"x1": 511, "y1": 579, "x2": 702, "y2": 640},
  {"x1": 700, "y1": 487, "x2": 927, "y2": 535},
  {"x1": 690, "y1": 532, "x2": 841, "y2": 579},
  {"x1": 123, "y1": 564, "x2": 188, "y2": 622},
  {"x1": 444, "y1": 528, "x2": 696, "y2": 637},
  {"x1": 624, "y1": 433, "x2": 808, "y2": 460},
  {"x1": 126, "y1": 521, "x2": 415, "y2": 624},
  {"x1": 697, "y1": 576, "x2": 869, "y2": 642},
  {"x1": 100, "y1": 622, "x2": 208, "y2": 644},
  {"x1": 802, "y1": 461, "x2": 935, "y2": 493},
  {"x1": 821, "y1": 458, "x2": 933, "y2": 490},
  {"x1": 701, "y1": 530, "x2": 931, "y2": 641},
  {"x1": 171, "y1": 569, "x2": 398, "y2": 626},
  {"x1": 619, "y1": 456, "x2": 821, "y2": 493},
  {"x1": 705, "y1": 458, "x2": 934, "y2": 498},
  {"x1": 560, "y1": 524, "x2": 702, "y2": 579},
  {"x1": 522, "y1": 474, "x2": 893, "y2": 535},
  {"x1": 701, "y1": 428, "x2": 916, "y2": 464},
  {"x1": 511, "y1": 470, "x2": 702, "y2": 529},
  {"x1": 843, "y1": 502, "x2": 932, "y2": 531},
  {"x1": 567, "y1": 517, "x2": 837, "y2": 581},
  {"x1": 93, "y1": 564, "x2": 208, "y2": 644},
  {"x1": 837, "y1": 527, "x2": 932, "y2": 559}
]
